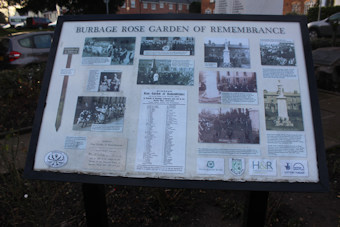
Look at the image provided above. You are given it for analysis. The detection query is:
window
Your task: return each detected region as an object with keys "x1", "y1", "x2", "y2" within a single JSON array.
[
  {"x1": 210, "y1": 0, "x2": 214, "y2": 3},
  {"x1": 131, "y1": 0, "x2": 136, "y2": 8},
  {"x1": 169, "y1": 3, "x2": 173, "y2": 10},
  {"x1": 330, "y1": 13, "x2": 340, "y2": 21},
  {"x1": 151, "y1": 3, "x2": 156, "y2": 10},
  {"x1": 19, "y1": 37, "x2": 33, "y2": 48},
  {"x1": 33, "y1": 34, "x2": 52, "y2": 48},
  {"x1": 143, "y1": 3, "x2": 148, "y2": 9},
  {"x1": 291, "y1": 2, "x2": 301, "y2": 13},
  {"x1": 205, "y1": 8, "x2": 212, "y2": 14},
  {"x1": 304, "y1": 0, "x2": 315, "y2": 15},
  {"x1": 160, "y1": 2, "x2": 164, "y2": 8},
  {"x1": 178, "y1": 3, "x2": 182, "y2": 10},
  {"x1": 121, "y1": 2, "x2": 126, "y2": 8}
]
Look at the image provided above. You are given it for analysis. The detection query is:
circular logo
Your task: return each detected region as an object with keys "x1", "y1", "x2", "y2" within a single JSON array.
[
  {"x1": 293, "y1": 163, "x2": 305, "y2": 171},
  {"x1": 44, "y1": 151, "x2": 68, "y2": 168},
  {"x1": 207, "y1": 161, "x2": 215, "y2": 168}
]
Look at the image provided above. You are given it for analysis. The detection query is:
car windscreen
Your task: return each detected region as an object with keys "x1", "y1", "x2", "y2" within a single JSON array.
[{"x1": 329, "y1": 13, "x2": 340, "y2": 21}]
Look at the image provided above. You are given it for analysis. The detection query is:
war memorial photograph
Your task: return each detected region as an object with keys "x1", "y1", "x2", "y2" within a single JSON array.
[
  {"x1": 204, "y1": 38, "x2": 250, "y2": 68},
  {"x1": 263, "y1": 80, "x2": 304, "y2": 131}
]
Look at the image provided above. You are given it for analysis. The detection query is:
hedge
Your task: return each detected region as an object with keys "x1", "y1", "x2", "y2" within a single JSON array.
[{"x1": 307, "y1": 6, "x2": 340, "y2": 22}]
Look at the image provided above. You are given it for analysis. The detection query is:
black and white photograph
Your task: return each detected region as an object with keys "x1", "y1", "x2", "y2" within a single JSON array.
[
  {"x1": 198, "y1": 108, "x2": 259, "y2": 144},
  {"x1": 140, "y1": 37, "x2": 194, "y2": 55},
  {"x1": 204, "y1": 38, "x2": 250, "y2": 68},
  {"x1": 260, "y1": 39, "x2": 296, "y2": 66},
  {"x1": 73, "y1": 96, "x2": 126, "y2": 131},
  {"x1": 86, "y1": 70, "x2": 122, "y2": 92},
  {"x1": 199, "y1": 71, "x2": 257, "y2": 104},
  {"x1": 82, "y1": 37, "x2": 135, "y2": 65},
  {"x1": 264, "y1": 80, "x2": 304, "y2": 131},
  {"x1": 98, "y1": 72, "x2": 121, "y2": 92},
  {"x1": 137, "y1": 59, "x2": 194, "y2": 85}
]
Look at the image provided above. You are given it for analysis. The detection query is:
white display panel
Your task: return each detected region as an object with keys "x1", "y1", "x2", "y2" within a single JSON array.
[{"x1": 25, "y1": 15, "x2": 328, "y2": 191}]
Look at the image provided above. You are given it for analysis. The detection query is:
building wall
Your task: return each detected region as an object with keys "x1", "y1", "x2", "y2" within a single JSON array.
[
  {"x1": 201, "y1": 0, "x2": 215, "y2": 14},
  {"x1": 118, "y1": 0, "x2": 142, "y2": 14},
  {"x1": 282, "y1": 0, "x2": 317, "y2": 15},
  {"x1": 201, "y1": 0, "x2": 318, "y2": 15},
  {"x1": 118, "y1": 0, "x2": 190, "y2": 14}
]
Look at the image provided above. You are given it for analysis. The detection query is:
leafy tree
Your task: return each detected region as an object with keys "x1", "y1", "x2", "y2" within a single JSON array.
[
  {"x1": 18, "y1": 0, "x2": 125, "y2": 15},
  {"x1": 0, "y1": 12, "x2": 6, "y2": 24},
  {"x1": 189, "y1": 1, "x2": 201, "y2": 14}
]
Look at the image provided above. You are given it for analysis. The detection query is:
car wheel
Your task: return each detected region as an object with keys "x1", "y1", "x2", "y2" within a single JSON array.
[{"x1": 309, "y1": 29, "x2": 320, "y2": 40}]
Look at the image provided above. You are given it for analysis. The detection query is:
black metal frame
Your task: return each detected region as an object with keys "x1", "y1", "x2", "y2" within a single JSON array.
[{"x1": 24, "y1": 14, "x2": 329, "y2": 192}]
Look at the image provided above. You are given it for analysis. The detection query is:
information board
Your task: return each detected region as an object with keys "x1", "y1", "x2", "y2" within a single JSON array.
[{"x1": 24, "y1": 14, "x2": 328, "y2": 191}]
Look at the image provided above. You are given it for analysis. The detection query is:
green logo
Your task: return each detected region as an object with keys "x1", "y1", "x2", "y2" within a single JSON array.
[
  {"x1": 230, "y1": 158, "x2": 245, "y2": 176},
  {"x1": 207, "y1": 161, "x2": 215, "y2": 168}
]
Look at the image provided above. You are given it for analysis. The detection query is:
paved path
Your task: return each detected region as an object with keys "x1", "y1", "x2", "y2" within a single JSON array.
[{"x1": 318, "y1": 89, "x2": 340, "y2": 149}]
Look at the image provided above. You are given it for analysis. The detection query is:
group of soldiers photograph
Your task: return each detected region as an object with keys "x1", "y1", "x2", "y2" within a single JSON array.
[{"x1": 199, "y1": 108, "x2": 259, "y2": 144}]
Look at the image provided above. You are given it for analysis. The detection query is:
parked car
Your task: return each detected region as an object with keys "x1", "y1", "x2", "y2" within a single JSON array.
[
  {"x1": 9, "y1": 16, "x2": 27, "y2": 28},
  {"x1": 26, "y1": 17, "x2": 52, "y2": 29},
  {"x1": 48, "y1": 21, "x2": 57, "y2": 28},
  {"x1": 1, "y1": 24, "x2": 11, "y2": 29},
  {"x1": 14, "y1": 21, "x2": 26, "y2": 30},
  {"x1": 0, "y1": 31, "x2": 54, "y2": 68},
  {"x1": 308, "y1": 12, "x2": 340, "y2": 39}
]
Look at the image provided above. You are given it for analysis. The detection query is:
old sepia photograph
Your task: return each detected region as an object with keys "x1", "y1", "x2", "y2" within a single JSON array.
[
  {"x1": 199, "y1": 70, "x2": 257, "y2": 103},
  {"x1": 199, "y1": 107, "x2": 259, "y2": 144},
  {"x1": 140, "y1": 37, "x2": 194, "y2": 55},
  {"x1": 260, "y1": 39, "x2": 296, "y2": 66},
  {"x1": 264, "y1": 80, "x2": 304, "y2": 131},
  {"x1": 137, "y1": 59, "x2": 194, "y2": 85},
  {"x1": 73, "y1": 96, "x2": 126, "y2": 132},
  {"x1": 82, "y1": 37, "x2": 135, "y2": 65},
  {"x1": 204, "y1": 38, "x2": 250, "y2": 68}
]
